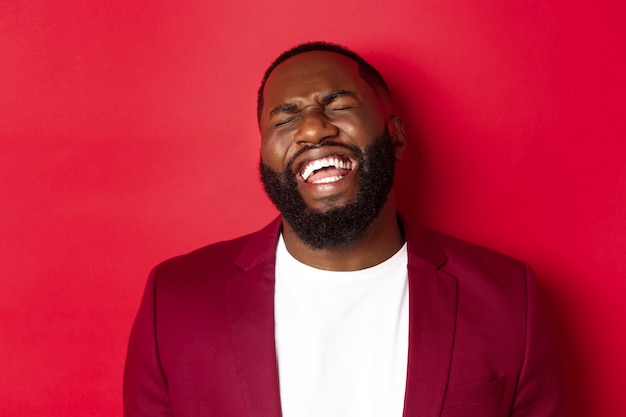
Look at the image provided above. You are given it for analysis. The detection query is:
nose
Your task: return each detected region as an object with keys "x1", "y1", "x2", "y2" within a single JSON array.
[{"x1": 293, "y1": 106, "x2": 339, "y2": 145}]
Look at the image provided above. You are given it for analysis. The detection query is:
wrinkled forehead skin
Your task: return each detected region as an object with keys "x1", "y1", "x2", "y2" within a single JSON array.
[{"x1": 260, "y1": 51, "x2": 388, "y2": 123}]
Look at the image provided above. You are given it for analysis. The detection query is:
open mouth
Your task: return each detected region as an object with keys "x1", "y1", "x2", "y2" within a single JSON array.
[{"x1": 298, "y1": 154, "x2": 355, "y2": 184}]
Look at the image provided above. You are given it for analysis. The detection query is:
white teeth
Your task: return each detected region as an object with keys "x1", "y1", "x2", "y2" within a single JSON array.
[{"x1": 300, "y1": 156, "x2": 352, "y2": 181}]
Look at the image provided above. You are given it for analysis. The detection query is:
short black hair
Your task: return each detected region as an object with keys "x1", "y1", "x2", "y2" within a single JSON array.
[{"x1": 257, "y1": 41, "x2": 391, "y2": 121}]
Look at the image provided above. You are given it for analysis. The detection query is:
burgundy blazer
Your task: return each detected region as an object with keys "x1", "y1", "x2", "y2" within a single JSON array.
[{"x1": 124, "y1": 217, "x2": 564, "y2": 416}]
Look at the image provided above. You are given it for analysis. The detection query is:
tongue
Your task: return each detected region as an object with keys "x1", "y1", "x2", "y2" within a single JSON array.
[{"x1": 307, "y1": 167, "x2": 352, "y2": 183}]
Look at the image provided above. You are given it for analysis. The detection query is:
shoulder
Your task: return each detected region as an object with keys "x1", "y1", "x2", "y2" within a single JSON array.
[
  {"x1": 403, "y1": 215, "x2": 529, "y2": 277},
  {"x1": 430, "y1": 230, "x2": 528, "y2": 278},
  {"x1": 152, "y1": 217, "x2": 281, "y2": 289},
  {"x1": 425, "y1": 230, "x2": 535, "y2": 325},
  {"x1": 404, "y1": 220, "x2": 532, "y2": 299}
]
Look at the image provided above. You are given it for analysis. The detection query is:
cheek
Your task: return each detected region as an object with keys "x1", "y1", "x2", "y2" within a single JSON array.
[
  {"x1": 260, "y1": 134, "x2": 291, "y2": 170},
  {"x1": 337, "y1": 113, "x2": 385, "y2": 144}
]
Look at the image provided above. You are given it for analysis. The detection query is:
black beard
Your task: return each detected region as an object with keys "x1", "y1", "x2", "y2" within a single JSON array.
[{"x1": 259, "y1": 131, "x2": 396, "y2": 250}]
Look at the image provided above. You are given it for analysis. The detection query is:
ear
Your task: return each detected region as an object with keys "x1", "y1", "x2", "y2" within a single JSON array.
[{"x1": 388, "y1": 115, "x2": 407, "y2": 160}]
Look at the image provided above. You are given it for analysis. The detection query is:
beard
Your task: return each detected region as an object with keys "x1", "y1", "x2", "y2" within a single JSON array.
[{"x1": 259, "y1": 130, "x2": 396, "y2": 250}]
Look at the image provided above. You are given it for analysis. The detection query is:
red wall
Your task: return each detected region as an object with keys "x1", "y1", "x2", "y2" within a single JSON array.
[{"x1": 1, "y1": 1, "x2": 624, "y2": 415}]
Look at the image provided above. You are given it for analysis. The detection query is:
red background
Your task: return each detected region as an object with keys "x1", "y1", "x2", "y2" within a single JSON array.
[{"x1": 1, "y1": 1, "x2": 624, "y2": 415}]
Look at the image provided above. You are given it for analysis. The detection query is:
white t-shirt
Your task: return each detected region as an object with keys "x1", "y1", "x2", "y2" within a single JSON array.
[{"x1": 274, "y1": 235, "x2": 409, "y2": 417}]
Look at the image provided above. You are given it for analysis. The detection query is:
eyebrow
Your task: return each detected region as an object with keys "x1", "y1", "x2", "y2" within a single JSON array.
[
  {"x1": 267, "y1": 90, "x2": 359, "y2": 119},
  {"x1": 268, "y1": 103, "x2": 299, "y2": 118},
  {"x1": 319, "y1": 90, "x2": 358, "y2": 106}
]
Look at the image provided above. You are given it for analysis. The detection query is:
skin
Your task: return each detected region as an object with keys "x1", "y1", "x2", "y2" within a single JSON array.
[{"x1": 259, "y1": 51, "x2": 407, "y2": 271}]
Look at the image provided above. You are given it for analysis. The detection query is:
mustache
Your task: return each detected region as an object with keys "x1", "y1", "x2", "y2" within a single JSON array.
[{"x1": 286, "y1": 141, "x2": 363, "y2": 172}]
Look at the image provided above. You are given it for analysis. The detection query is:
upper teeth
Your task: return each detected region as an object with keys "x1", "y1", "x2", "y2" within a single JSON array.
[{"x1": 301, "y1": 156, "x2": 352, "y2": 181}]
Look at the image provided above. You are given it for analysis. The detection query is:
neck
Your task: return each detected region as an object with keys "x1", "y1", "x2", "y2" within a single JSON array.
[{"x1": 281, "y1": 200, "x2": 404, "y2": 271}]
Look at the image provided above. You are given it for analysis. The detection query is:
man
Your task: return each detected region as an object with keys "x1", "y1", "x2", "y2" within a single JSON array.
[{"x1": 124, "y1": 42, "x2": 565, "y2": 416}]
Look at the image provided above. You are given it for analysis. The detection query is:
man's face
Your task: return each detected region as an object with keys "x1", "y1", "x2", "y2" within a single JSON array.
[{"x1": 258, "y1": 51, "x2": 401, "y2": 248}]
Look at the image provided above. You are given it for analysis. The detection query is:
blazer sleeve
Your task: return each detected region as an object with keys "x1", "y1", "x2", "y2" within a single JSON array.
[
  {"x1": 123, "y1": 268, "x2": 174, "y2": 417},
  {"x1": 511, "y1": 265, "x2": 566, "y2": 416}
]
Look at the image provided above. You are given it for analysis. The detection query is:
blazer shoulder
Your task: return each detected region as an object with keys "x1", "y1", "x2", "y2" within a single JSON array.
[
  {"x1": 426, "y1": 229, "x2": 531, "y2": 286},
  {"x1": 152, "y1": 218, "x2": 281, "y2": 286}
]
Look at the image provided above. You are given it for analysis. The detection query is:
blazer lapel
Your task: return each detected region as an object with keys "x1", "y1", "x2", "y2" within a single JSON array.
[
  {"x1": 226, "y1": 218, "x2": 283, "y2": 417},
  {"x1": 403, "y1": 223, "x2": 458, "y2": 417}
]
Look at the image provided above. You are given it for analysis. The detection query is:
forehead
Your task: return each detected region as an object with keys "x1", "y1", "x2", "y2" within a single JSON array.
[{"x1": 263, "y1": 51, "x2": 373, "y2": 103}]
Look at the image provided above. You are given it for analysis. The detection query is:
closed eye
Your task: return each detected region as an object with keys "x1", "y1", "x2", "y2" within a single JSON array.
[
  {"x1": 274, "y1": 117, "x2": 295, "y2": 127},
  {"x1": 269, "y1": 103, "x2": 299, "y2": 127},
  {"x1": 322, "y1": 90, "x2": 360, "y2": 112},
  {"x1": 328, "y1": 103, "x2": 353, "y2": 111}
]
